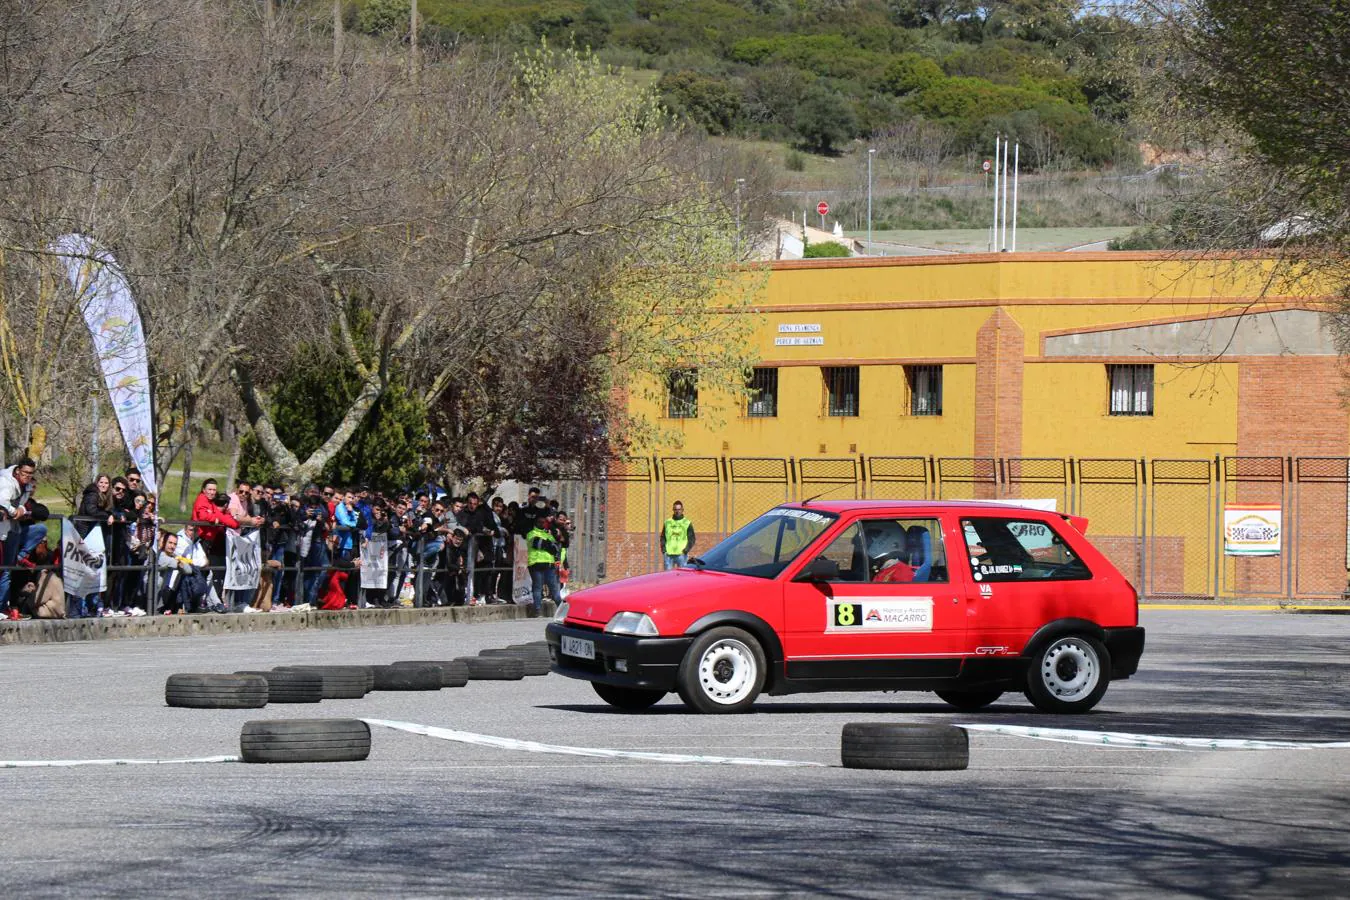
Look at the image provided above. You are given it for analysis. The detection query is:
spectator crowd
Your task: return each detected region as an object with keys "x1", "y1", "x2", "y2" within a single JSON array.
[{"x1": 0, "y1": 457, "x2": 573, "y2": 622}]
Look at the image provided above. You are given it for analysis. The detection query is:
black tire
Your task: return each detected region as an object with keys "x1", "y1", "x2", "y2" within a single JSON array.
[
  {"x1": 593, "y1": 682, "x2": 666, "y2": 711},
  {"x1": 841, "y1": 723, "x2": 969, "y2": 771},
  {"x1": 676, "y1": 627, "x2": 766, "y2": 714},
  {"x1": 1023, "y1": 634, "x2": 1111, "y2": 714},
  {"x1": 371, "y1": 664, "x2": 442, "y2": 691},
  {"x1": 390, "y1": 660, "x2": 469, "y2": 688},
  {"x1": 234, "y1": 670, "x2": 324, "y2": 704},
  {"x1": 166, "y1": 674, "x2": 269, "y2": 709},
  {"x1": 275, "y1": 666, "x2": 369, "y2": 699},
  {"x1": 456, "y1": 656, "x2": 525, "y2": 680},
  {"x1": 479, "y1": 648, "x2": 551, "y2": 676},
  {"x1": 239, "y1": 718, "x2": 371, "y2": 764},
  {"x1": 934, "y1": 689, "x2": 1004, "y2": 711}
]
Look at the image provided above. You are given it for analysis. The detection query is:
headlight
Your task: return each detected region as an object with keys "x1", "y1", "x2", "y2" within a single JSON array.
[
  {"x1": 603, "y1": 611, "x2": 659, "y2": 636},
  {"x1": 552, "y1": 601, "x2": 569, "y2": 623}
]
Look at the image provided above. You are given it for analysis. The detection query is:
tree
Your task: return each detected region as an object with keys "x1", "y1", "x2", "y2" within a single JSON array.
[
  {"x1": 795, "y1": 84, "x2": 857, "y2": 155},
  {"x1": 1124, "y1": 0, "x2": 1348, "y2": 306}
]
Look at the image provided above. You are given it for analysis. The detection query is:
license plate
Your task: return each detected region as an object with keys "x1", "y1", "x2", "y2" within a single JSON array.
[{"x1": 561, "y1": 636, "x2": 595, "y2": 660}]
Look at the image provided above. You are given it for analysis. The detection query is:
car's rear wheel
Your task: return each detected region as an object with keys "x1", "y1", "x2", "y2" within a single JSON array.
[
  {"x1": 592, "y1": 682, "x2": 666, "y2": 711},
  {"x1": 677, "y1": 627, "x2": 765, "y2": 714},
  {"x1": 934, "y1": 688, "x2": 1003, "y2": 711},
  {"x1": 1024, "y1": 634, "x2": 1110, "y2": 713}
]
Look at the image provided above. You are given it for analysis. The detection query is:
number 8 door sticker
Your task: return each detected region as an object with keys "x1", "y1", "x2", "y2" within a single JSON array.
[{"x1": 834, "y1": 602, "x2": 860, "y2": 627}]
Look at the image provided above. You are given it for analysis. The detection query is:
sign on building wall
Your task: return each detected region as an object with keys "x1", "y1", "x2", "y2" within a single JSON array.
[
  {"x1": 775, "y1": 323, "x2": 823, "y2": 346},
  {"x1": 1223, "y1": 504, "x2": 1282, "y2": 556}
]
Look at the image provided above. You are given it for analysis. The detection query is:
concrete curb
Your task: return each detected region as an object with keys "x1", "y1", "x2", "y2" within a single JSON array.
[{"x1": 0, "y1": 604, "x2": 547, "y2": 645}]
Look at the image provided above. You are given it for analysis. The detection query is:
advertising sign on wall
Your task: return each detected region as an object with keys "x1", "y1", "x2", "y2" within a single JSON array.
[{"x1": 1223, "y1": 504, "x2": 1282, "y2": 556}]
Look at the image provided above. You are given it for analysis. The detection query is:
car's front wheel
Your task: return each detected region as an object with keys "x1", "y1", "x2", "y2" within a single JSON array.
[
  {"x1": 677, "y1": 627, "x2": 766, "y2": 714},
  {"x1": 592, "y1": 682, "x2": 666, "y2": 711},
  {"x1": 1024, "y1": 634, "x2": 1111, "y2": 713}
]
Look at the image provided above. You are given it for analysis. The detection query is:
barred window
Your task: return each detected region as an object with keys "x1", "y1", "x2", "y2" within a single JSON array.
[
  {"x1": 1108, "y1": 364, "x2": 1153, "y2": 416},
  {"x1": 906, "y1": 365, "x2": 943, "y2": 416},
  {"x1": 747, "y1": 367, "x2": 778, "y2": 418},
  {"x1": 824, "y1": 366, "x2": 859, "y2": 417},
  {"x1": 667, "y1": 369, "x2": 698, "y2": 419}
]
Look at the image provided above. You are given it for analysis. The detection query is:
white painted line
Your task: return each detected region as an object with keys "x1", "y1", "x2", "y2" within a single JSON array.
[
  {"x1": 959, "y1": 723, "x2": 1350, "y2": 751},
  {"x1": 363, "y1": 718, "x2": 827, "y2": 767},
  {"x1": 0, "y1": 755, "x2": 239, "y2": 769}
]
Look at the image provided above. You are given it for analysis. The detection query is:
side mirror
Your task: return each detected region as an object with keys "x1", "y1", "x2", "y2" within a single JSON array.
[{"x1": 794, "y1": 556, "x2": 836, "y2": 582}]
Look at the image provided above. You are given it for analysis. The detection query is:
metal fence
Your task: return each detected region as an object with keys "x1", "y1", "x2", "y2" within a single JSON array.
[{"x1": 551, "y1": 455, "x2": 1350, "y2": 603}]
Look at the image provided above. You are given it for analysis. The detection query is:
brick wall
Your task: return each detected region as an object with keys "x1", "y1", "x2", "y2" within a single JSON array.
[
  {"x1": 1238, "y1": 357, "x2": 1348, "y2": 597},
  {"x1": 973, "y1": 308, "x2": 1024, "y2": 498}
]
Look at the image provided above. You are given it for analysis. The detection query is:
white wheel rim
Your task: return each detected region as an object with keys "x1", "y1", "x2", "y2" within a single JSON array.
[
  {"x1": 697, "y1": 638, "x2": 756, "y2": 705},
  {"x1": 1039, "y1": 638, "x2": 1099, "y2": 701}
]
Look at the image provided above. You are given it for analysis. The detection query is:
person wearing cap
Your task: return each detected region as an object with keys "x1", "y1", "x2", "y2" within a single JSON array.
[{"x1": 525, "y1": 510, "x2": 562, "y2": 614}]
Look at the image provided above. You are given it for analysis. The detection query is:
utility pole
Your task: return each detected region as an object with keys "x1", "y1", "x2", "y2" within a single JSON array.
[
  {"x1": 333, "y1": 0, "x2": 344, "y2": 72},
  {"x1": 734, "y1": 178, "x2": 745, "y2": 258},
  {"x1": 409, "y1": 0, "x2": 419, "y2": 81},
  {"x1": 867, "y1": 148, "x2": 876, "y2": 257},
  {"x1": 991, "y1": 134, "x2": 1000, "y2": 253}
]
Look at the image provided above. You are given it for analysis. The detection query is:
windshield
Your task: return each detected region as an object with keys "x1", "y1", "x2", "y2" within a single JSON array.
[{"x1": 697, "y1": 507, "x2": 838, "y2": 579}]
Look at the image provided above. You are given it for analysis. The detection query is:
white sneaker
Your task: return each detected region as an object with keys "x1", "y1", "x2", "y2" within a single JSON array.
[
  {"x1": 291, "y1": 603, "x2": 313, "y2": 612},
  {"x1": 242, "y1": 606, "x2": 260, "y2": 614},
  {"x1": 127, "y1": 607, "x2": 146, "y2": 617}
]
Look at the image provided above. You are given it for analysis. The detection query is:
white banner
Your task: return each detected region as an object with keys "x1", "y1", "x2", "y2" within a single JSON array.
[
  {"x1": 61, "y1": 518, "x2": 106, "y2": 597},
  {"x1": 512, "y1": 535, "x2": 532, "y2": 605},
  {"x1": 223, "y1": 529, "x2": 261, "y2": 591},
  {"x1": 52, "y1": 233, "x2": 157, "y2": 495},
  {"x1": 1224, "y1": 504, "x2": 1282, "y2": 556},
  {"x1": 361, "y1": 533, "x2": 389, "y2": 590}
]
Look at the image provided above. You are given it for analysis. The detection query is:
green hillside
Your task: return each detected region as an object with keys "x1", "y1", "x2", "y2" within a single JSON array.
[{"x1": 351, "y1": 0, "x2": 1136, "y2": 169}]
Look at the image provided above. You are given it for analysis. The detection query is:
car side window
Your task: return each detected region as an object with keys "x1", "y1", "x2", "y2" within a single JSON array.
[
  {"x1": 861, "y1": 518, "x2": 948, "y2": 584},
  {"x1": 961, "y1": 517, "x2": 1091, "y2": 582},
  {"x1": 812, "y1": 523, "x2": 868, "y2": 583}
]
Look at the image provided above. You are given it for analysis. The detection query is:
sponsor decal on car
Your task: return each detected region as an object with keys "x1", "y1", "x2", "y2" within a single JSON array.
[{"x1": 826, "y1": 598, "x2": 933, "y2": 633}]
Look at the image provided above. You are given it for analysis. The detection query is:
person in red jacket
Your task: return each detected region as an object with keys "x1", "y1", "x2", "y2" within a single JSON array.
[
  {"x1": 317, "y1": 530, "x2": 359, "y2": 610},
  {"x1": 191, "y1": 478, "x2": 238, "y2": 604}
]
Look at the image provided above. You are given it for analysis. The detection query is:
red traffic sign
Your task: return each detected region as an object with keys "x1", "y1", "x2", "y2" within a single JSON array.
[
  {"x1": 816, "y1": 201, "x2": 830, "y2": 216},
  {"x1": 982, "y1": 160, "x2": 991, "y2": 172}
]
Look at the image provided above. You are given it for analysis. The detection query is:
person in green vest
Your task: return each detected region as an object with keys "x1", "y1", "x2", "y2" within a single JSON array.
[
  {"x1": 526, "y1": 510, "x2": 562, "y2": 614},
  {"x1": 661, "y1": 501, "x2": 696, "y2": 570}
]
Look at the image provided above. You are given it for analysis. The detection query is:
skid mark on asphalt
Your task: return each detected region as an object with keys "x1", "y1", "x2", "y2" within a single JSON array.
[
  {"x1": 363, "y1": 718, "x2": 828, "y2": 767},
  {"x1": 959, "y1": 723, "x2": 1350, "y2": 751}
]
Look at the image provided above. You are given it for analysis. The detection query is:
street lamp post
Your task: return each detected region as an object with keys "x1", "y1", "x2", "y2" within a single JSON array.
[{"x1": 867, "y1": 148, "x2": 876, "y2": 256}]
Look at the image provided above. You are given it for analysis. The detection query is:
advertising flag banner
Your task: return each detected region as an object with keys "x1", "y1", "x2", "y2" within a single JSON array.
[
  {"x1": 61, "y1": 518, "x2": 106, "y2": 597},
  {"x1": 224, "y1": 529, "x2": 262, "y2": 590},
  {"x1": 361, "y1": 533, "x2": 389, "y2": 590},
  {"x1": 1223, "y1": 504, "x2": 1282, "y2": 556},
  {"x1": 51, "y1": 233, "x2": 157, "y2": 495},
  {"x1": 512, "y1": 535, "x2": 532, "y2": 605}
]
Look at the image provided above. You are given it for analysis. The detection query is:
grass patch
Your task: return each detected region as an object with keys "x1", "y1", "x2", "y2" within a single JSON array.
[{"x1": 851, "y1": 226, "x2": 1134, "y2": 253}]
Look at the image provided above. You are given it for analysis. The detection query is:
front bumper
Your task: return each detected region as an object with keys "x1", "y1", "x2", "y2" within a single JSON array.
[
  {"x1": 1103, "y1": 626, "x2": 1146, "y2": 679},
  {"x1": 545, "y1": 622, "x2": 692, "y2": 692}
]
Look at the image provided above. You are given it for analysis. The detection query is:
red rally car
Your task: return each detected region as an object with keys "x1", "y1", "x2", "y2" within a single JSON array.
[{"x1": 545, "y1": 500, "x2": 1144, "y2": 714}]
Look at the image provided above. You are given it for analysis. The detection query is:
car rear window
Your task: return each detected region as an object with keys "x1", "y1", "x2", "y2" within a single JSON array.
[{"x1": 960, "y1": 517, "x2": 1092, "y2": 583}]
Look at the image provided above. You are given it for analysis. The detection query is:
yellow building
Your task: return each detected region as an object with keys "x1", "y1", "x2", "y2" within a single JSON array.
[{"x1": 600, "y1": 252, "x2": 1346, "y2": 602}]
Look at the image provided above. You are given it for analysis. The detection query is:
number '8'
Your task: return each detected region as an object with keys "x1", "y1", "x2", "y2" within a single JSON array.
[{"x1": 837, "y1": 603, "x2": 856, "y2": 626}]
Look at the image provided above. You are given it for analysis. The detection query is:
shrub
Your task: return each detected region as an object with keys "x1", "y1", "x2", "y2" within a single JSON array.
[
  {"x1": 878, "y1": 53, "x2": 944, "y2": 96},
  {"x1": 784, "y1": 149, "x2": 806, "y2": 171},
  {"x1": 658, "y1": 70, "x2": 741, "y2": 135},
  {"x1": 795, "y1": 84, "x2": 857, "y2": 155},
  {"x1": 803, "y1": 240, "x2": 852, "y2": 258}
]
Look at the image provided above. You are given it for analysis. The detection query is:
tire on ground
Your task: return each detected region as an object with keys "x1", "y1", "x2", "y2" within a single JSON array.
[
  {"x1": 840, "y1": 723, "x2": 969, "y2": 771},
  {"x1": 165, "y1": 674, "x2": 269, "y2": 709},
  {"x1": 479, "y1": 647, "x2": 551, "y2": 676},
  {"x1": 593, "y1": 682, "x2": 666, "y2": 711},
  {"x1": 274, "y1": 665, "x2": 369, "y2": 699},
  {"x1": 371, "y1": 664, "x2": 442, "y2": 691},
  {"x1": 390, "y1": 660, "x2": 469, "y2": 688},
  {"x1": 239, "y1": 718, "x2": 371, "y2": 764},
  {"x1": 456, "y1": 656, "x2": 525, "y2": 680},
  {"x1": 234, "y1": 669, "x2": 324, "y2": 704}
]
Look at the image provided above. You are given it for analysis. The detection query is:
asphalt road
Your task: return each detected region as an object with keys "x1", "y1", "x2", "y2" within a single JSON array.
[{"x1": 1, "y1": 610, "x2": 1348, "y2": 898}]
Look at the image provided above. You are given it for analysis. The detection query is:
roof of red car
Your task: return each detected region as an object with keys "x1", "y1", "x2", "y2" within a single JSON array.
[{"x1": 781, "y1": 499, "x2": 1061, "y2": 514}]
